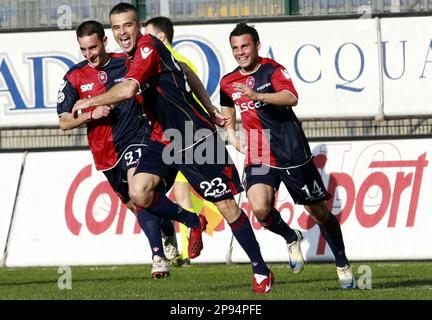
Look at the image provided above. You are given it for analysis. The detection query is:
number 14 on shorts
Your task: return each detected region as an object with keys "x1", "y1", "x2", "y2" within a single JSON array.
[{"x1": 301, "y1": 180, "x2": 324, "y2": 201}]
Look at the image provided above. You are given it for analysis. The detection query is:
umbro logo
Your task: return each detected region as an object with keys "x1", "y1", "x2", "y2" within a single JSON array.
[{"x1": 141, "y1": 47, "x2": 153, "y2": 59}]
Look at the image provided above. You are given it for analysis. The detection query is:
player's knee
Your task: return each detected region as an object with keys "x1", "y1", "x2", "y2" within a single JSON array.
[
  {"x1": 215, "y1": 199, "x2": 241, "y2": 222},
  {"x1": 250, "y1": 203, "x2": 272, "y2": 221},
  {"x1": 129, "y1": 184, "x2": 153, "y2": 208}
]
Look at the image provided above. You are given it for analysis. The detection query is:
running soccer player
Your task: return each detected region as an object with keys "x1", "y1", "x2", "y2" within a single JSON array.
[
  {"x1": 72, "y1": 3, "x2": 274, "y2": 294},
  {"x1": 220, "y1": 22, "x2": 355, "y2": 289},
  {"x1": 57, "y1": 20, "x2": 174, "y2": 278}
]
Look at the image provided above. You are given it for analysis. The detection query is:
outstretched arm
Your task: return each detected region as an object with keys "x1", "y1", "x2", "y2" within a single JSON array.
[
  {"x1": 221, "y1": 106, "x2": 245, "y2": 154},
  {"x1": 180, "y1": 62, "x2": 229, "y2": 127}
]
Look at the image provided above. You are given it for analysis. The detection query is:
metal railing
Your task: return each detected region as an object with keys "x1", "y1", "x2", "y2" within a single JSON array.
[
  {"x1": 1, "y1": 118, "x2": 431, "y2": 151},
  {"x1": 0, "y1": 0, "x2": 431, "y2": 31}
]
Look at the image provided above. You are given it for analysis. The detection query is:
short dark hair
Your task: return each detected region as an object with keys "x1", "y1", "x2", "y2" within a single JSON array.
[
  {"x1": 144, "y1": 16, "x2": 174, "y2": 44},
  {"x1": 229, "y1": 22, "x2": 260, "y2": 44},
  {"x1": 109, "y1": 2, "x2": 139, "y2": 21},
  {"x1": 76, "y1": 20, "x2": 105, "y2": 40}
]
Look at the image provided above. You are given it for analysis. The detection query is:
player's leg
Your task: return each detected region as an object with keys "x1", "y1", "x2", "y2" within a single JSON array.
[
  {"x1": 125, "y1": 167, "x2": 170, "y2": 271},
  {"x1": 179, "y1": 133, "x2": 273, "y2": 293},
  {"x1": 303, "y1": 201, "x2": 355, "y2": 288},
  {"x1": 129, "y1": 141, "x2": 203, "y2": 238},
  {"x1": 212, "y1": 197, "x2": 273, "y2": 293},
  {"x1": 283, "y1": 160, "x2": 355, "y2": 288},
  {"x1": 246, "y1": 179, "x2": 304, "y2": 273},
  {"x1": 103, "y1": 154, "x2": 169, "y2": 279}
]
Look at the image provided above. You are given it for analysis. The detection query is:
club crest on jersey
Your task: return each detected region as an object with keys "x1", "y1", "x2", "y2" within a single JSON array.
[
  {"x1": 246, "y1": 76, "x2": 255, "y2": 89},
  {"x1": 98, "y1": 71, "x2": 108, "y2": 84}
]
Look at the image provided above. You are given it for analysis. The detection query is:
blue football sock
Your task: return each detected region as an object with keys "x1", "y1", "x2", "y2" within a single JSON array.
[
  {"x1": 160, "y1": 218, "x2": 175, "y2": 237},
  {"x1": 260, "y1": 208, "x2": 297, "y2": 243},
  {"x1": 136, "y1": 208, "x2": 166, "y2": 259},
  {"x1": 319, "y1": 213, "x2": 349, "y2": 267},
  {"x1": 147, "y1": 190, "x2": 199, "y2": 229},
  {"x1": 229, "y1": 210, "x2": 269, "y2": 276}
]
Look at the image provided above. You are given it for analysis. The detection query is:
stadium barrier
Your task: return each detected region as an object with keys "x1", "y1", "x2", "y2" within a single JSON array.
[
  {"x1": 0, "y1": 152, "x2": 25, "y2": 266},
  {"x1": 1, "y1": 139, "x2": 431, "y2": 267}
]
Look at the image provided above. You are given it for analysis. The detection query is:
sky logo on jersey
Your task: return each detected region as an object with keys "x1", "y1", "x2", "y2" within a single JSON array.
[
  {"x1": 140, "y1": 47, "x2": 153, "y2": 59},
  {"x1": 98, "y1": 71, "x2": 107, "y2": 84},
  {"x1": 231, "y1": 91, "x2": 242, "y2": 101},
  {"x1": 246, "y1": 76, "x2": 255, "y2": 89},
  {"x1": 80, "y1": 83, "x2": 94, "y2": 92}
]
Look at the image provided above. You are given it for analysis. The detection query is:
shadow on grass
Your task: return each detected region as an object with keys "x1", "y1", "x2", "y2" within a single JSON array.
[{"x1": 0, "y1": 275, "x2": 146, "y2": 287}]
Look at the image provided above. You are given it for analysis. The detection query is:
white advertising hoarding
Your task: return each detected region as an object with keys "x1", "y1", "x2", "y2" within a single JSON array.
[
  {"x1": 0, "y1": 152, "x2": 24, "y2": 262},
  {"x1": 5, "y1": 150, "x2": 231, "y2": 267},
  {"x1": 4, "y1": 138, "x2": 432, "y2": 266},
  {"x1": 380, "y1": 16, "x2": 432, "y2": 116},
  {"x1": 175, "y1": 18, "x2": 381, "y2": 119},
  {"x1": 231, "y1": 139, "x2": 432, "y2": 262},
  {"x1": 1, "y1": 17, "x2": 431, "y2": 127}
]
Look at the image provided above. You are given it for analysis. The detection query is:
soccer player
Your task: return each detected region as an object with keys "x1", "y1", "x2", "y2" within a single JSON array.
[
  {"x1": 72, "y1": 3, "x2": 274, "y2": 294},
  {"x1": 57, "y1": 20, "x2": 175, "y2": 279},
  {"x1": 144, "y1": 16, "x2": 214, "y2": 264},
  {"x1": 220, "y1": 22, "x2": 355, "y2": 289}
]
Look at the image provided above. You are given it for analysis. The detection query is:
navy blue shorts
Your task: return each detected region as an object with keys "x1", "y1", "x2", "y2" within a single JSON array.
[
  {"x1": 244, "y1": 159, "x2": 331, "y2": 205},
  {"x1": 103, "y1": 144, "x2": 146, "y2": 204},
  {"x1": 135, "y1": 133, "x2": 243, "y2": 202}
]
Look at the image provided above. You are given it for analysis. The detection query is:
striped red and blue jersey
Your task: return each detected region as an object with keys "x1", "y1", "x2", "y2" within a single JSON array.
[
  {"x1": 57, "y1": 53, "x2": 148, "y2": 171},
  {"x1": 125, "y1": 33, "x2": 215, "y2": 148},
  {"x1": 220, "y1": 57, "x2": 312, "y2": 168}
]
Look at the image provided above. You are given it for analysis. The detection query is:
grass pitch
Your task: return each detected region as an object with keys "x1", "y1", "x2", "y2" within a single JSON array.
[{"x1": 0, "y1": 261, "x2": 431, "y2": 300}]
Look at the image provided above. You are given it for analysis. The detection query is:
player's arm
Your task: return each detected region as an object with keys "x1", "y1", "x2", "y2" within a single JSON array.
[
  {"x1": 59, "y1": 105, "x2": 112, "y2": 131},
  {"x1": 179, "y1": 61, "x2": 228, "y2": 127},
  {"x1": 233, "y1": 82, "x2": 297, "y2": 107},
  {"x1": 72, "y1": 80, "x2": 138, "y2": 115},
  {"x1": 59, "y1": 109, "x2": 93, "y2": 131},
  {"x1": 57, "y1": 77, "x2": 95, "y2": 130},
  {"x1": 219, "y1": 85, "x2": 245, "y2": 153},
  {"x1": 221, "y1": 106, "x2": 245, "y2": 154}
]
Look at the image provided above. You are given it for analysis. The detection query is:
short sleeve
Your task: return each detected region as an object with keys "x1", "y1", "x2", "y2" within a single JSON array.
[
  {"x1": 271, "y1": 66, "x2": 298, "y2": 99},
  {"x1": 219, "y1": 84, "x2": 234, "y2": 108},
  {"x1": 56, "y1": 76, "x2": 79, "y2": 117},
  {"x1": 125, "y1": 41, "x2": 159, "y2": 86}
]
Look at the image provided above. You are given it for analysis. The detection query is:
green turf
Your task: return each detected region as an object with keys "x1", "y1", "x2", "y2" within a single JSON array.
[{"x1": 0, "y1": 262, "x2": 431, "y2": 299}]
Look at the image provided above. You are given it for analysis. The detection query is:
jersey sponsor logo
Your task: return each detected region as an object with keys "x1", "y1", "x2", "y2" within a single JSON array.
[
  {"x1": 246, "y1": 76, "x2": 255, "y2": 89},
  {"x1": 80, "y1": 83, "x2": 94, "y2": 92},
  {"x1": 235, "y1": 100, "x2": 266, "y2": 113},
  {"x1": 256, "y1": 82, "x2": 271, "y2": 91},
  {"x1": 140, "y1": 47, "x2": 153, "y2": 59},
  {"x1": 98, "y1": 71, "x2": 107, "y2": 84},
  {"x1": 231, "y1": 91, "x2": 242, "y2": 101},
  {"x1": 281, "y1": 68, "x2": 291, "y2": 80}
]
